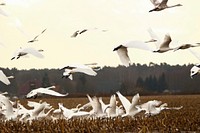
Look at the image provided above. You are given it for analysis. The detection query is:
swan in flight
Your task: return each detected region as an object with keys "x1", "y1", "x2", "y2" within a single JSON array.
[
  {"x1": 136, "y1": 100, "x2": 182, "y2": 116},
  {"x1": 11, "y1": 47, "x2": 44, "y2": 60},
  {"x1": 173, "y1": 43, "x2": 200, "y2": 52},
  {"x1": 26, "y1": 86, "x2": 68, "y2": 99},
  {"x1": 0, "y1": 70, "x2": 14, "y2": 85},
  {"x1": 71, "y1": 29, "x2": 87, "y2": 37},
  {"x1": 190, "y1": 64, "x2": 200, "y2": 78},
  {"x1": 113, "y1": 40, "x2": 151, "y2": 67},
  {"x1": 60, "y1": 64, "x2": 97, "y2": 80},
  {"x1": 116, "y1": 91, "x2": 140, "y2": 117},
  {"x1": 99, "y1": 94, "x2": 117, "y2": 117},
  {"x1": 147, "y1": 28, "x2": 175, "y2": 53},
  {"x1": 187, "y1": 49, "x2": 200, "y2": 78},
  {"x1": 28, "y1": 28, "x2": 47, "y2": 43},
  {"x1": 71, "y1": 28, "x2": 106, "y2": 38},
  {"x1": 149, "y1": 0, "x2": 182, "y2": 12},
  {"x1": 58, "y1": 103, "x2": 89, "y2": 119}
]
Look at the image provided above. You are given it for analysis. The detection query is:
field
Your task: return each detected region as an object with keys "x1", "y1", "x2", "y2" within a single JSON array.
[{"x1": 1, "y1": 95, "x2": 200, "y2": 132}]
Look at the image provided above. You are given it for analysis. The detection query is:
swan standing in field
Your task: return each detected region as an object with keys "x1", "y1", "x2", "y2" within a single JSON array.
[
  {"x1": 113, "y1": 40, "x2": 151, "y2": 67},
  {"x1": 149, "y1": 0, "x2": 182, "y2": 12},
  {"x1": 60, "y1": 64, "x2": 97, "y2": 80},
  {"x1": 11, "y1": 47, "x2": 44, "y2": 60},
  {"x1": 116, "y1": 91, "x2": 141, "y2": 117},
  {"x1": 0, "y1": 70, "x2": 14, "y2": 85},
  {"x1": 28, "y1": 28, "x2": 47, "y2": 43},
  {"x1": 26, "y1": 86, "x2": 68, "y2": 99}
]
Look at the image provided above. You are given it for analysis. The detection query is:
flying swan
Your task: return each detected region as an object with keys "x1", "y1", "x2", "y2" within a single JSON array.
[{"x1": 149, "y1": 0, "x2": 182, "y2": 12}]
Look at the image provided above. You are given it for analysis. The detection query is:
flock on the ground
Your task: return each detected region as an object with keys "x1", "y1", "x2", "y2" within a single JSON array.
[{"x1": 0, "y1": 90, "x2": 182, "y2": 122}]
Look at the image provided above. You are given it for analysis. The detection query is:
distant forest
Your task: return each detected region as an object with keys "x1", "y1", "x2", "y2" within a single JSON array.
[{"x1": 1, "y1": 63, "x2": 200, "y2": 98}]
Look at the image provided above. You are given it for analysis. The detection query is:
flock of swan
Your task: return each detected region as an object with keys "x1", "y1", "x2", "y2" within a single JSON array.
[
  {"x1": 0, "y1": 90, "x2": 182, "y2": 122},
  {"x1": 0, "y1": 0, "x2": 198, "y2": 122}
]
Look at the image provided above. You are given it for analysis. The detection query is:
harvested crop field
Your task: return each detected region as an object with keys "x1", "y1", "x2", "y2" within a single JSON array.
[{"x1": 1, "y1": 95, "x2": 200, "y2": 132}]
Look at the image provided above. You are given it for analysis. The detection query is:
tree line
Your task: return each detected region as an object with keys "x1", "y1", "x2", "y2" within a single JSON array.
[{"x1": 0, "y1": 63, "x2": 200, "y2": 98}]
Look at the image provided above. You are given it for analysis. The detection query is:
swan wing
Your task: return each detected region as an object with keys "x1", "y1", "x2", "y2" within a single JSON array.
[
  {"x1": 159, "y1": 0, "x2": 168, "y2": 7},
  {"x1": 38, "y1": 88, "x2": 68, "y2": 97},
  {"x1": 124, "y1": 40, "x2": 152, "y2": 51},
  {"x1": 129, "y1": 93, "x2": 140, "y2": 113},
  {"x1": 71, "y1": 30, "x2": 79, "y2": 37},
  {"x1": 0, "y1": 70, "x2": 10, "y2": 85},
  {"x1": 115, "y1": 46, "x2": 130, "y2": 67},
  {"x1": 147, "y1": 28, "x2": 161, "y2": 49},
  {"x1": 189, "y1": 49, "x2": 200, "y2": 61},
  {"x1": 0, "y1": 8, "x2": 8, "y2": 16},
  {"x1": 150, "y1": 0, "x2": 161, "y2": 7},
  {"x1": 160, "y1": 34, "x2": 171, "y2": 48},
  {"x1": 74, "y1": 67, "x2": 97, "y2": 76},
  {"x1": 22, "y1": 47, "x2": 44, "y2": 58},
  {"x1": 116, "y1": 91, "x2": 131, "y2": 114}
]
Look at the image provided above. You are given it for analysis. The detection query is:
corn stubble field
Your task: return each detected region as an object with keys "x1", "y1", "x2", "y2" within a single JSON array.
[{"x1": 1, "y1": 95, "x2": 200, "y2": 132}]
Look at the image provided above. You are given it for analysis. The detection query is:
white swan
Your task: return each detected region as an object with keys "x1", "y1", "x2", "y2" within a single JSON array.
[
  {"x1": 174, "y1": 43, "x2": 200, "y2": 52},
  {"x1": 113, "y1": 40, "x2": 151, "y2": 67},
  {"x1": 149, "y1": 0, "x2": 182, "y2": 12},
  {"x1": 0, "y1": 93, "x2": 17, "y2": 120},
  {"x1": 147, "y1": 28, "x2": 174, "y2": 53},
  {"x1": 28, "y1": 28, "x2": 47, "y2": 43},
  {"x1": 99, "y1": 94, "x2": 117, "y2": 117},
  {"x1": 187, "y1": 49, "x2": 200, "y2": 78},
  {"x1": 136, "y1": 100, "x2": 162, "y2": 116},
  {"x1": 0, "y1": 70, "x2": 14, "y2": 85},
  {"x1": 26, "y1": 86, "x2": 68, "y2": 99},
  {"x1": 116, "y1": 91, "x2": 140, "y2": 117},
  {"x1": 71, "y1": 29, "x2": 88, "y2": 38},
  {"x1": 71, "y1": 28, "x2": 105, "y2": 38},
  {"x1": 86, "y1": 94, "x2": 104, "y2": 116},
  {"x1": 60, "y1": 64, "x2": 97, "y2": 80},
  {"x1": 190, "y1": 64, "x2": 200, "y2": 78},
  {"x1": 11, "y1": 47, "x2": 44, "y2": 60},
  {"x1": 58, "y1": 103, "x2": 89, "y2": 119},
  {"x1": 137, "y1": 100, "x2": 182, "y2": 116}
]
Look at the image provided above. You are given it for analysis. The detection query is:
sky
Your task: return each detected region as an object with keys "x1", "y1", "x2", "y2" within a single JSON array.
[{"x1": 0, "y1": 0, "x2": 200, "y2": 70}]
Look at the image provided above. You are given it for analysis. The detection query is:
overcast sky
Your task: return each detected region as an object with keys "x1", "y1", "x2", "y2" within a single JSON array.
[{"x1": 0, "y1": 0, "x2": 200, "y2": 69}]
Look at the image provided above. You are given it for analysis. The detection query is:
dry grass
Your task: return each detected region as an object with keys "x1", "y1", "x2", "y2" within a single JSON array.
[{"x1": 1, "y1": 95, "x2": 200, "y2": 132}]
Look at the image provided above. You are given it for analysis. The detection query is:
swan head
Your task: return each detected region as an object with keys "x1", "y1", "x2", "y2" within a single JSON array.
[
  {"x1": 176, "y1": 4, "x2": 183, "y2": 7},
  {"x1": 38, "y1": 49, "x2": 44, "y2": 52},
  {"x1": 190, "y1": 65, "x2": 200, "y2": 78}
]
